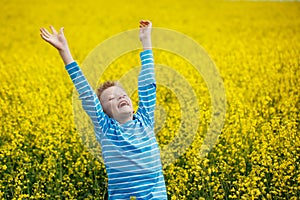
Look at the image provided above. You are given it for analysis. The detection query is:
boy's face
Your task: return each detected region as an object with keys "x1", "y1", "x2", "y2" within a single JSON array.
[{"x1": 100, "y1": 86, "x2": 133, "y2": 121}]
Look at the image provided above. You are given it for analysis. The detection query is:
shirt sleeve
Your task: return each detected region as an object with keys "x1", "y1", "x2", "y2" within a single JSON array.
[
  {"x1": 137, "y1": 50, "x2": 156, "y2": 126},
  {"x1": 65, "y1": 62, "x2": 111, "y2": 135}
]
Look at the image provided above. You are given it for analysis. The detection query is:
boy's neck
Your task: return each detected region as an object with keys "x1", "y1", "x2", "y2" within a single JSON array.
[{"x1": 116, "y1": 113, "x2": 133, "y2": 124}]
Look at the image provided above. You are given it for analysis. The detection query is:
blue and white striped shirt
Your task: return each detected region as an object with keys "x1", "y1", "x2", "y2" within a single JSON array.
[{"x1": 65, "y1": 50, "x2": 167, "y2": 200}]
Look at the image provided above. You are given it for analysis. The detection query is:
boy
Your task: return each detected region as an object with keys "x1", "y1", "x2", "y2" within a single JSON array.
[{"x1": 40, "y1": 20, "x2": 168, "y2": 199}]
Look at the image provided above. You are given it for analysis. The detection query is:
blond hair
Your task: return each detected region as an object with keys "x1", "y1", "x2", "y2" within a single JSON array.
[{"x1": 96, "y1": 81, "x2": 124, "y2": 101}]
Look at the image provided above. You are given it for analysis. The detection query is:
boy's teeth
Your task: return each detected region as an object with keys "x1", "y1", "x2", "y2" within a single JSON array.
[{"x1": 119, "y1": 102, "x2": 128, "y2": 108}]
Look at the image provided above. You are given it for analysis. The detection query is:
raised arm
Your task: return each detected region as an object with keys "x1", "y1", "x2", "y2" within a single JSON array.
[
  {"x1": 40, "y1": 26, "x2": 110, "y2": 135},
  {"x1": 137, "y1": 20, "x2": 156, "y2": 126}
]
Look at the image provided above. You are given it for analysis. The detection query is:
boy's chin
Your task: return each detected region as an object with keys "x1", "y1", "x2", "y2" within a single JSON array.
[{"x1": 118, "y1": 108, "x2": 133, "y2": 115}]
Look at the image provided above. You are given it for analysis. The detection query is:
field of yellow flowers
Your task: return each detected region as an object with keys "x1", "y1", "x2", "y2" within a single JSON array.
[{"x1": 0, "y1": 0, "x2": 299, "y2": 199}]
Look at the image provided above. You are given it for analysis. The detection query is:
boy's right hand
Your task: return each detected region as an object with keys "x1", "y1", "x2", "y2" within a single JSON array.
[
  {"x1": 40, "y1": 26, "x2": 68, "y2": 51},
  {"x1": 40, "y1": 26, "x2": 74, "y2": 65}
]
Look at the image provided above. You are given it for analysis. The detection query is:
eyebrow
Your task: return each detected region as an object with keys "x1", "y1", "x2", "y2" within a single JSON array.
[{"x1": 102, "y1": 90, "x2": 127, "y2": 101}]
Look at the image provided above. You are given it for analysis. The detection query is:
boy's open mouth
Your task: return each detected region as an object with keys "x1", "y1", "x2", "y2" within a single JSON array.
[{"x1": 118, "y1": 100, "x2": 129, "y2": 108}]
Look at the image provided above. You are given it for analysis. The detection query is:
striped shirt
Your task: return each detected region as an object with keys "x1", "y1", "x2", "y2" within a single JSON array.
[{"x1": 65, "y1": 50, "x2": 168, "y2": 200}]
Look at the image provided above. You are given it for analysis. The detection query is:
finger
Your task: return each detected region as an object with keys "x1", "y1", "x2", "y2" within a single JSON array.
[
  {"x1": 146, "y1": 20, "x2": 152, "y2": 27},
  {"x1": 140, "y1": 20, "x2": 147, "y2": 26},
  {"x1": 140, "y1": 21, "x2": 147, "y2": 26},
  {"x1": 40, "y1": 28, "x2": 49, "y2": 36},
  {"x1": 40, "y1": 33, "x2": 50, "y2": 42},
  {"x1": 140, "y1": 20, "x2": 149, "y2": 25},
  {"x1": 141, "y1": 22, "x2": 151, "y2": 29},
  {"x1": 40, "y1": 33, "x2": 47, "y2": 40},
  {"x1": 50, "y1": 25, "x2": 57, "y2": 34},
  {"x1": 139, "y1": 25, "x2": 145, "y2": 30},
  {"x1": 40, "y1": 28, "x2": 51, "y2": 38},
  {"x1": 59, "y1": 27, "x2": 64, "y2": 35},
  {"x1": 144, "y1": 20, "x2": 152, "y2": 28}
]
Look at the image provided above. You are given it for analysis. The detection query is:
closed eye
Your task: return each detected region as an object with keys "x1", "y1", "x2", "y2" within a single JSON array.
[{"x1": 108, "y1": 97, "x2": 115, "y2": 101}]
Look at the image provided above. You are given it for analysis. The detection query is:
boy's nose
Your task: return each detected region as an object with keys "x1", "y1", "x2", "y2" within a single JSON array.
[{"x1": 118, "y1": 95, "x2": 126, "y2": 100}]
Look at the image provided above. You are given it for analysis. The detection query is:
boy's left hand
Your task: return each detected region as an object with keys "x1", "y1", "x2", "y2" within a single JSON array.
[{"x1": 139, "y1": 20, "x2": 152, "y2": 44}]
